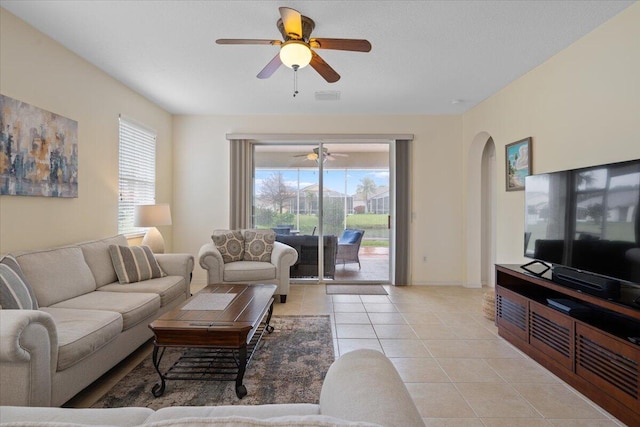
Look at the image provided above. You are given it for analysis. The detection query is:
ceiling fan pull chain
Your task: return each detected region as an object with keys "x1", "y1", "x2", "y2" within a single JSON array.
[{"x1": 292, "y1": 64, "x2": 299, "y2": 97}]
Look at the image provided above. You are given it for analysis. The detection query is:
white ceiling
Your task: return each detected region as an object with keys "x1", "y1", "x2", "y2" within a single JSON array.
[{"x1": 1, "y1": 1, "x2": 634, "y2": 115}]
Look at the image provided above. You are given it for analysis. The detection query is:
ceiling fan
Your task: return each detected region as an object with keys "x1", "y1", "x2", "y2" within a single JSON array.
[
  {"x1": 294, "y1": 147, "x2": 349, "y2": 162},
  {"x1": 216, "y1": 7, "x2": 371, "y2": 83}
]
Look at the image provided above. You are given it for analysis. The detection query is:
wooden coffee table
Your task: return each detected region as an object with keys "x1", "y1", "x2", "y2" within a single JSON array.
[{"x1": 148, "y1": 283, "x2": 276, "y2": 398}]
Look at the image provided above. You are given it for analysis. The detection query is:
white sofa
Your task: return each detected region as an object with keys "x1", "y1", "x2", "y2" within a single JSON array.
[
  {"x1": 0, "y1": 350, "x2": 426, "y2": 427},
  {"x1": 198, "y1": 230, "x2": 298, "y2": 303},
  {"x1": 0, "y1": 235, "x2": 194, "y2": 407}
]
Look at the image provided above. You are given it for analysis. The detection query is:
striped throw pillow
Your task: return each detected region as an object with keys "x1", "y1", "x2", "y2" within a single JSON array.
[
  {"x1": 108, "y1": 245, "x2": 167, "y2": 284},
  {"x1": 0, "y1": 255, "x2": 39, "y2": 309}
]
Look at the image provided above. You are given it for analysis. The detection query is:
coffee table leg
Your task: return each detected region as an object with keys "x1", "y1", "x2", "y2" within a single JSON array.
[
  {"x1": 235, "y1": 345, "x2": 248, "y2": 398},
  {"x1": 151, "y1": 345, "x2": 166, "y2": 397},
  {"x1": 265, "y1": 300, "x2": 275, "y2": 334}
]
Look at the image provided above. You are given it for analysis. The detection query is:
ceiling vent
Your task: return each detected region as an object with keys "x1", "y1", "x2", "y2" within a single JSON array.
[{"x1": 315, "y1": 91, "x2": 341, "y2": 101}]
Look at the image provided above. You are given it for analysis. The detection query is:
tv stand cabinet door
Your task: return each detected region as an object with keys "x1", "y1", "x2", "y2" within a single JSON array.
[
  {"x1": 576, "y1": 324, "x2": 640, "y2": 412},
  {"x1": 529, "y1": 301, "x2": 574, "y2": 371},
  {"x1": 496, "y1": 286, "x2": 528, "y2": 342}
]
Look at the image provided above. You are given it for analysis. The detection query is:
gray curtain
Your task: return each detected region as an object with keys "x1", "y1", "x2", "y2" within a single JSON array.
[
  {"x1": 395, "y1": 139, "x2": 411, "y2": 285},
  {"x1": 229, "y1": 139, "x2": 252, "y2": 229}
]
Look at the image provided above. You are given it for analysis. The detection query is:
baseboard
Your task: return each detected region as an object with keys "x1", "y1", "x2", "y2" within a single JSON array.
[{"x1": 410, "y1": 281, "x2": 464, "y2": 286}]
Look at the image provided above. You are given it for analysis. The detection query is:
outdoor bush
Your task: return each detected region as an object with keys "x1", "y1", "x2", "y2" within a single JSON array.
[
  {"x1": 255, "y1": 207, "x2": 275, "y2": 226},
  {"x1": 274, "y1": 212, "x2": 295, "y2": 226},
  {"x1": 323, "y1": 198, "x2": 345, "y2": 236}
]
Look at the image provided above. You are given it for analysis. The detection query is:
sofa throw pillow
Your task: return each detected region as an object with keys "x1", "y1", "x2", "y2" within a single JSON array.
[
  {"x1": 243, "y1": 229, "x2": 276, "y2": 262},
  {"x1": 109, "y1": 245, "x2": 167, "y2": 284},
  {"x1": 0, "y1": 255, "x2": 39, "y2": 309},
  {"x1": 211, "y1": 230, "x2": 245, "y2": 263}
]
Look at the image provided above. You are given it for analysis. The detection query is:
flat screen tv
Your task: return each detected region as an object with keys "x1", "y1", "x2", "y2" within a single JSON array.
[{"x1": 524, "y1": 159, "x2": 640, "y2": 297}]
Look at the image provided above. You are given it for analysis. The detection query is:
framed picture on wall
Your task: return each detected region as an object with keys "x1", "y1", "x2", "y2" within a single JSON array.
[
  {"x1": 505, "y1": 137, "x2": 531, "y2": 191},
  {"x1": 0, "y1": 94, "x2": 78, "y2": 197}
]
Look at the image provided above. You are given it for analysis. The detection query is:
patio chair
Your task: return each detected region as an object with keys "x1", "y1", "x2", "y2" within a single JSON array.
[{"x1": 336, "y1": 229, "x2": 365, "y2": 269}]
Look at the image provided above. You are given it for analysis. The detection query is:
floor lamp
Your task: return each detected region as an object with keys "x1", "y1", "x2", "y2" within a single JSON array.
[{"x1": 134, "y1": 204, "x2": 172, "y2": 253}]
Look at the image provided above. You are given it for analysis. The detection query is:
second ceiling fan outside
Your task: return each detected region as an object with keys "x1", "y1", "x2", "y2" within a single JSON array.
[{"x1": 294, "y1": 147, "x2": 349, "y2": 162}]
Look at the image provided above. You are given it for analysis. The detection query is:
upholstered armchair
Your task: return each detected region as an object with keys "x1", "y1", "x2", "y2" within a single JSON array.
[
  {"x1": 336, "y1": 229, "x2": 365, "y2": 269},
  {"x1": 198, "y1": 229, "x2": 298, "y2": 303}
]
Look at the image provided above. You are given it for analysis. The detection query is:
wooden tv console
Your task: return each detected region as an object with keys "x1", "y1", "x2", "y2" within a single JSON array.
[{"x1": 495, "y1": 265, "x2": 640, "y2": 426}]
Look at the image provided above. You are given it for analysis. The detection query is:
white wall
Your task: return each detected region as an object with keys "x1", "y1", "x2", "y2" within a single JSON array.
[
  {"x1": 0, "y1": 9, "x2": 174, "y2": 254},
  {"x1": 172, "y1": 115, "x2": 463, "y2": 286},
  {"x1": 462, "y1": 3, "x2": 640, "y2": 284}
]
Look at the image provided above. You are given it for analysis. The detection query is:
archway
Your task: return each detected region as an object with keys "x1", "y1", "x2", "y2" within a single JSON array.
[
  {"x1": 480, "y1": 138, "x2": 496, "y2": 287},
  {"x1": 465, "y1": 132, "x2": 496, "y2": 288}
]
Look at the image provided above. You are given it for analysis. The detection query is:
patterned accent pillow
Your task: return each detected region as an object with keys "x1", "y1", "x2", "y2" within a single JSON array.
[
  {"x1": 211, "y1": 230, "x2": 245, "y2": 263},
  {"x1": 108, "y1": 245, "x2": 167, "y2": 284},
  {"x1": 243, "y1": 229, "x2": 276, "y2": 262},
  {"x1": 0, "y1": 255, "x2": 38, "y2": 309}
]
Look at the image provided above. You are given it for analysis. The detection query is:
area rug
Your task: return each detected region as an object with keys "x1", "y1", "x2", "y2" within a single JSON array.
[
  {"x1": 92, "y1": 315, "x2": 334, "y2": 409},
  {"x1": 326, "y1": 284, "x2": 388, "y2": 295}
]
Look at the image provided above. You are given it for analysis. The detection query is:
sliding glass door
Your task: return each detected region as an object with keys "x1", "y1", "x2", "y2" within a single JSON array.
[{"x1": 252, "y1": 142, "x2": 391, "y2": 283}]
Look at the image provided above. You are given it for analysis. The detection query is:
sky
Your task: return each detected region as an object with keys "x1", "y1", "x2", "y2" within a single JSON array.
[{"x1": 255, "y1": 168, "x2": 389, "y2": 196}]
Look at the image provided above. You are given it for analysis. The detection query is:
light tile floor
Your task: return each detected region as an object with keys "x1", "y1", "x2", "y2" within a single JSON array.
[{"x1": 273, "y1": 284, "x2": 625, "y2": 427}]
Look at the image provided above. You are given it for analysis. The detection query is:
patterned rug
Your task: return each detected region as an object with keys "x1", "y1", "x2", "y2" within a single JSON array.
[
  {"x1": 92, "y1": 315, "x2": 334, "y2": 409},
  {"x1": 326, "y1": 284, "x2": 388, "y2": 295}
]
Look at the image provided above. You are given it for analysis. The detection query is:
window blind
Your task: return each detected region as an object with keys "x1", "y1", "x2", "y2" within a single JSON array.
[{"x1": 118, "y1": 117, "x2": 157, "y2": 235}]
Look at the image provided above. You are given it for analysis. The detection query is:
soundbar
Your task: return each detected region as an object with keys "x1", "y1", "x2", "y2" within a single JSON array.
[{"x1": 552, "y1": 266, "x2": 621, "y2": 299}]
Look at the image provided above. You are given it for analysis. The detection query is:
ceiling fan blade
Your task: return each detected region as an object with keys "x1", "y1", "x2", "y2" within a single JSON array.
[
  {"x1": 279, "y1": 7, "x2": 303, "y2": 39},
  {"x1": 216, "y1": 39, "x2": 282, "y2": 46},
  {"x1": 310, "y1": 38, "x2": 372, "y2": 52},
  {"x1": 332, "y1": 153, "x2": 349, "y2": 157},
  {"x1": 257, "y1": 54, "x2": 282, "y2": 79},
  {"x1": 310, "y1": 51, "x2": 340, "y2": 83}
]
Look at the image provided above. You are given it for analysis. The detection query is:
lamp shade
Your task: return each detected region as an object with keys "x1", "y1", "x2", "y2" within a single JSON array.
[
  {"x1": 279, "y1": 40, "x2": 312, "y2": 69},
  {"x1": 134, "y1": 204, "x2": 172, "y2": 227}
]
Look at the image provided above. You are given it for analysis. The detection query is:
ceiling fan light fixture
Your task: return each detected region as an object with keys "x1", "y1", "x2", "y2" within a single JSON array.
[
  {"x1": 279, "y1": 40, "x2": 312, "y2": 69},
  {"x1": 306, "y1": 152, "x2": 319, "y2": 160}
]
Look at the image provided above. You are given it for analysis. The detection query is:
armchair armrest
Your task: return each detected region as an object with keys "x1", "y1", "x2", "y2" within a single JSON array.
[
  {"x1": 155, "y1": 253, "x2": 195, "y2": 297},
  {"x1": 198, "y1": 243, "x2": 224, "y2": 285},
  {"x1": 0, "y1": 310, "x2": 58, "y2": 406},
  {"x1": 270, "y1": 241, "x2": 299, "y2": 272}
]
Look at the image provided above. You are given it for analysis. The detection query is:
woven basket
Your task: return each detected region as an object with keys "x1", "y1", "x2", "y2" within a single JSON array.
[{"x1": 482, "y1": 291, "x2": 496, "y2": 321}]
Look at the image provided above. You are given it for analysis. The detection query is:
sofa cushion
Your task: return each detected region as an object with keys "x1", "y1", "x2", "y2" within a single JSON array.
[
  {"x1": 339, "y1": 230, "x2": 362, "y2": 245},
  {"x1": 243, "y1": 230, "x2": 275, "y2": 262},
  {"x1": 14, "y1": 247, "x2": 97, "y2": 307},
  {"x1": 150, "y1": 405, "x2": 320, "y2": 422},
  {"x1": 41, "y1": 307, "x2": 123, "y2": 371},
  {"x1": 109, "y1": 245, "x2": 166, "y2": 284},
  {"x1": 79, "y1": 235, "x2": 128, "y2": 288},
  {"x1": 143, "y1": 416, "x2": 382, "y2": 427},
  {"x1": 0, "y1": 256, "x2": 39, "y2": 309},
  {"x1": 223, "y1": 261, "x2": 276, "y2": 282},
  {"x1": 212, "y1": 230, "x2": 245, "y2": 263},
  {"x1": 98, "y1": 275, "x2": 185, "y2": 307},
  {"x1": 50, "y1": 291, "x2": 160, "y2": 330},
  {"x1": 0, "y1": 406, "x2": 154, "y2": 426}
]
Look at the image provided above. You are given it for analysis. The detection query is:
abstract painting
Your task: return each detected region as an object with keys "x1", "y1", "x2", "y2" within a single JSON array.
[
  {"x1": 0, "y1": 94, "x2": 78, "y2": 197},
  {"x1": 505, "y1": 137, "x2": 532, "y2": 191}
]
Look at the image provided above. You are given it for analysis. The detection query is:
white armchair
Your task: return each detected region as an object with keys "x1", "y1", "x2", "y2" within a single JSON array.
[{"x1": 198, "y1": 230, "x2": 298, "y2": 303}]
